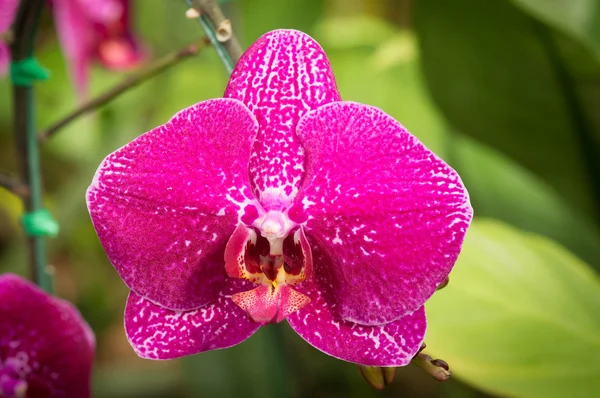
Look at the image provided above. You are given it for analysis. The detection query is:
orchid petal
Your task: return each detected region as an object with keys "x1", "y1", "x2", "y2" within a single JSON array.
[
  {"x1": 295, "y1": 101, "x2": 472, "y2": 325},
  {"x1": 0, "y1": 274, "x2": 94, "y2": 398},
  {"x1": 87, "y1": 98, "x2": 260, "y2": 311},
  {"x1": 125, "y1": 280, "x2": 260, "y2": 360},
  {"x1": 287, "y1": 277, "x2": 425, "y2": 366},
  {"x1": 225, "y1": 29, "x2": 341, "y2": 208}
]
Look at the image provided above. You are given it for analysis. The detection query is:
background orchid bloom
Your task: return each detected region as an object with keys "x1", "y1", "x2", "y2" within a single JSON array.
[
  {"x1": 0, "y1": 274, "x2": 95, "y2": 398},
  {"x1": 87, "y1": 30, "x2": 472, "y2": 366},
  {"x1": 53, "y1": 0, "x2": 144, "y2": 95},
  {"x1": 0, "y1": 0, "x2": 143, "y2": 95}
]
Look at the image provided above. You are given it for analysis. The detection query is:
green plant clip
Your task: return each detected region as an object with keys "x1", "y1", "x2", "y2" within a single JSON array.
[
  {"x1": 20, "y1": 209, "x2": 59, "y2": 237},
  {"x1": 10, "y1": 57, "x2": 50, "y2": 86}
]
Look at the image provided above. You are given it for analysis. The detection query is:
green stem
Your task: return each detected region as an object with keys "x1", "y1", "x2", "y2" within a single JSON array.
[
  {"x1": 187, "y1": 0, "x2": 239, "y2": 73},
  {"x1": 39, "y1": 39, "x2": 209, "y2": 143},
  {"x1": 10, "y1": 0, "x2": 53, "y2": 292}
]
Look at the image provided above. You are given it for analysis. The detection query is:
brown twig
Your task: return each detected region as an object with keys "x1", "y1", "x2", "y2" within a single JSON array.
[
  {"x1": 190, "y1": 0, "x2": 242, "y2": 62},
  {"x1": 38, "y1": 39, "x2": 210, "y2": 143},
  {"x1": 0, "y1": 173, "x2": 29, "y2": 198},
  {"x1": 188, "y1": 0, "x2": 242, "y2": 72}
]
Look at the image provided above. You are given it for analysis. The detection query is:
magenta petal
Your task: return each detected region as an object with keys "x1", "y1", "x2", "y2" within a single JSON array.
[
  {"x1": 296, "y1": 101, "x2": 472, "y2": 325},
  {"x1": 0, "y1": 274, "x2": 94, "y2": 398},
  {"x1": 287, "y1": 278, "x2": 425, "y2": 366},
  {"x1": 224, "y1": 30, "x2": 341, "y2": 208},
  {"x1": 87, "y1": 98, "x2": 260, "y2": 311},
  {"x1": 125, "y1": 280, "x2": 260, "y2": 360}
]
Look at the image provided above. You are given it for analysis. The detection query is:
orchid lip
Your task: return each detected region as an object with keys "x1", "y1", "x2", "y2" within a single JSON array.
[{"x1": 224, "y1": 218, "x2": 313, "y2": 323}]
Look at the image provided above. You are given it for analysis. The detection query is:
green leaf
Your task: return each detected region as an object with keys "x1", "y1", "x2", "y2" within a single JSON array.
[
  {"x1": 425, "y1": 220, "x2": 600, "y2": 397},
  {"x1": 452, "y1": 134, "x2": 600, "y2": 271},
  {"x1": 508, "y1": 0, "x2": 600, "y2": 59},
  {"x1": 313, "y1": 16, "x2": 395, "y2": 49},
  {"x1": 414, "y1": 0, "x2": 600, "y2": 221}
]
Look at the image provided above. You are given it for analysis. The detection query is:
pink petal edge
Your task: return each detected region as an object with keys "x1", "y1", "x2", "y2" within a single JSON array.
[
  {"x1": 125, "y1": 280, "x2": 260, "y2": 360},
  {"x1": 288, "y1": 276, "x2": 426, "y2": 366}
]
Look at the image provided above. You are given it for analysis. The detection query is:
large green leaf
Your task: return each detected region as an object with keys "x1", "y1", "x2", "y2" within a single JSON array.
[
  {"x1": 452, "y1": 134, "x2": 600, "y2": 271},
  {"x1": 425, "y1": 220, "x2": 600, "y2": 397},
  {"x1": 414, "y1": 0, "x2": 600, "y2": 220},
  {"x1": 508, "y1": 0, "x2": 600, "y2": 59}
]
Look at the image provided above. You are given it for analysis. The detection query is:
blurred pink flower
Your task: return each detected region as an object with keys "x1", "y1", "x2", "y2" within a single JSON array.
[
  {"x1": 0, "y1": 0, "x2": 144, "y2": 95},
  {"x1": 87, "y1": 30, "x2": 472, "y2": 366},
  {"x1": 0, "y1": 274, "x2": 94, "y2": 398}
]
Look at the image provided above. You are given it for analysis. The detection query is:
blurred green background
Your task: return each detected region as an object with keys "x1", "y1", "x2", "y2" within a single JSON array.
[{"x1": 1, "y1": 0, "x2": 600, "y2": 397}]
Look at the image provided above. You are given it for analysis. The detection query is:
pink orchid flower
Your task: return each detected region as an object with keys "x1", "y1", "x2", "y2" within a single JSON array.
[
  {"x1": 87, "y1": 30, "x2": 472, "y2": 366},
  {"x1": 0, "y1": 0, "x2": 144, "y2": 95},
  {"x1": 0, "y1": 274, "x2": 94, "y2": 398}
]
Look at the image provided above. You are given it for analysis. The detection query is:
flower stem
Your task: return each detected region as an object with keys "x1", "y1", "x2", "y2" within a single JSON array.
[
  {"x1": 10, "y1": 0, "x2": 53, "y2": 292},
  {"x1": 187, "y1": 0, "x2": 243, "y2": 73},
  {"x1": 38, "y1": 39, "x2": 210, "y2": 143}
]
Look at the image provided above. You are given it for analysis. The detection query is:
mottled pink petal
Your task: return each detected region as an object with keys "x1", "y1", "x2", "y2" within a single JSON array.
[
  {"x1": 87, "y1": 98, "x2": 260, "y2": 311},
  {"x1": 294, "y1": 102, "x2": 472, "y2": 325},
  {"x1": 224, "y1": 30, "x2": 341, "y2": 208},
  {"x1": 0, "y1": 0, "x2": 19, "y2": 76},
  {"x1": 287, "y1": 275, "x2": 425, "y2": 366},
  {"x1": 0, "y1": 274, "x2": 94, "y2": 398},
  {"x1": 53, "y1": 0, "x2": 96, "y2": 96},
  {"x1": 125, "y1": 280, "x2": 260, "y2": 360}
]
